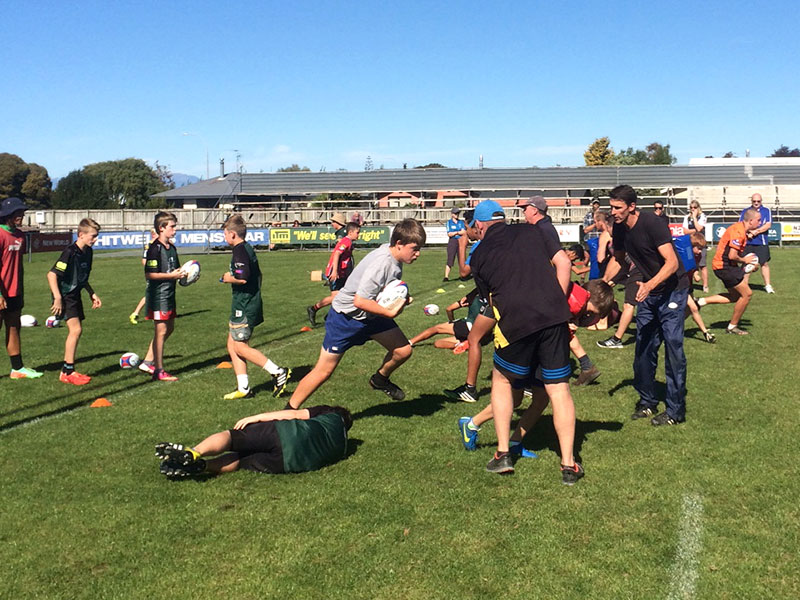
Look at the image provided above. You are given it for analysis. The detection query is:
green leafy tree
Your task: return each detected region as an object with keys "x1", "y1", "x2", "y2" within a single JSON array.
[
  {"x1": 610, "y1": 142, "x2": 676, "y2": 165},
  {"x1": 0, "y1": 153, "x2": 52, "y2": 207},
  {"x1": 583, "y1": 137, "x2": 615, "y2": 166},
  {"x1": 277, "y1": 164, "x2": 311, "y2": 172},
  {"x1": 52, "y1": 170, "x2": 112, "y2": 209},
  {"x1": 415, "y1": 163, "x2": 446, "y2": 169},
  {"x1": 83, "y1": 158, "x2": 168, "y2": 208},
  {"x1": 771, "y1": 145, "x2": 800, "y2": 158}
]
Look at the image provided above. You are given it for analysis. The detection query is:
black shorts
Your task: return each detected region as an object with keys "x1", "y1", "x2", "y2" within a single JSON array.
[
  {"x1": 62, "y1": 293, "x2": 85, "y2": 321},
  {"x1": 714, "y1": 267, "x2": 745, "y2": 289},
  {"x1": 624, "y1": 269, "x2": 644, "y2": 306},
  {"x1": 1, "y1": 295, "x2": 23, "y2": 313},
  {"x1": 493, "y1": 323, "x2": 571, "y2": 384},
  {"x1": 446, "y1": 238, "x2": 459, "y2": 267},
  {"x1": 453, "y1": 319, "x2": 493, "y2": 345},
  {"x1": 746, "y1": 244, "x2": 770, "y2": 264},
  {"x1": 329, "y1": 275, "x2": 348, "y2": 292},
  {"x1": 229, "y1": 422, "x2": 285, "y2": 474}
]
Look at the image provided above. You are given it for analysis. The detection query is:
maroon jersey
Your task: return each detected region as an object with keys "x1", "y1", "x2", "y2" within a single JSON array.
[{"x1": 0, "y1": 226, "x2": 25, "y2": 299}]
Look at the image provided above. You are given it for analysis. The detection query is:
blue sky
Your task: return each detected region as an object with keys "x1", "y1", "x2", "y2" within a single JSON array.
[{"x1": 4, "y1": 1, "x2": 798, "y2": 180}]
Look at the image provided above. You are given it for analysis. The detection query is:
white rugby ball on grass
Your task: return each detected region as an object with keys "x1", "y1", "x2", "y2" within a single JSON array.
[
  {"x1": 20, "y1": 314, "x2": 38, "y2": 327},
  {"x1": 179, "y1": 260, "x2": 201, "y2": 286},
  {"x1": 423, "y1": 303, "x2": 440, "y2": 316},
  {"x1": 376, "y1": 280, "x2": 409, "y2": 308}
]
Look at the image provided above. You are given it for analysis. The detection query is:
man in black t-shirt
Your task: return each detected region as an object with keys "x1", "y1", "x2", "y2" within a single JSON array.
[
  {"x1": 469, "y1": 200, "x2": 583, "y2": 485},
  {"x1": 605, "y1": 185, "x2": 689, "y2": 426}
]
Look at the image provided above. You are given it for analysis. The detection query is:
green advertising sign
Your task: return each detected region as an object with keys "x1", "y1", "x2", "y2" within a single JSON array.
[{"x1": 269, "y1": 226, "x2": 390, "y2": 246}]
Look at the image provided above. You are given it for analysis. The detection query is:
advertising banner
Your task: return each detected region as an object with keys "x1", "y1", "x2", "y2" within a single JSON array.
[
  {"x1": 269, "y1": 226, "x2": 390, "y2": 246},
  {"x1": 88, "y1": 229, "x2": 271, "y2": 250},
  {"x1": 778, "y1": 222, "x2": 800, "y2": 241},
  {"x1": 710, "y1": 223, "x2": 781, "y2": 243},
  {"x1": 28, "y1": 232, "x2": 73, "y2": 253}
]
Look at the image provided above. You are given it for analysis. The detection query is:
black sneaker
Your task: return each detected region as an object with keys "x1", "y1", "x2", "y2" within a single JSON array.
[
  {"x1": 159, "y1": 458, "x2": 205, "y2": 478},
  {"x1": 155, "y1": 442, "x2": 197, "y2": 466},
  {"x1": 272, "y1": 367, "x2": 292, "y2": 397},
  {"x1": 651, "y1": 412, "x2": 681, "y2": 426},
  {"x1": 631, "y1": 405, "x2": 657, "y2": 420},
  {"x1": 561, "y1": 462, "x2": 584, "y2": 485},
  {"x1": 486, "y1": 452, "x2": 514, "y2": 474},
  {"x1": 574, "y1": 366, "x2": 600, "y2": 386},
  {"x1": 369, "y1": 373, "x2": 406, "y2": 400},
  {"x1": 596, "y1": 336, "x2": 623, "y2": 349},
  {"x1": 306, "y1": 305, "x2": 317, "y2": 327},
  {"x1": 703, "y1": 331, "x2": 716, "y2": 344},
  {"x1": 443, "y1": 383, "x2": 478, "y2": 403}
]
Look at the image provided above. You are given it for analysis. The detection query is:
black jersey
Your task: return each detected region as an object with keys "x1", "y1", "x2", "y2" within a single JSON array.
[
  {"x1": 50, "y1": 243, "x2": 93, "y2": 296},
  {"x1": 229, "y1": 242, "x2": 263, "y2": 327},
  {"x1": 145, "y1": 239, "x2": 180, "y2": 312},
  {"x1": 470, "y1": 222, "x2": 570, "y2": 346},
  {"x1": 612, "y1": 211, "x2": 687, "y2": 294}
]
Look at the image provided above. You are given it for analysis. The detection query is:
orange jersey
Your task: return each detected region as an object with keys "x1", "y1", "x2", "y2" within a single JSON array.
[{"x1": 712, "y1": 222, "x2": 747, "y2": 270}]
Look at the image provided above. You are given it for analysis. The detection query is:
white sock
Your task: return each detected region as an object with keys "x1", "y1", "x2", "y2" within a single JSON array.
[
  {"x1": 697, "y1": 297, "x2": 707, "y2": 307},
  {"x1": 237, "y1": 374, "x2": 250, "y2": 393},
  {"x1": 727, "y1": 323, "x2": 736, "y2": 330},
  {"x1": 467, "y1": 418, "x2": 479, "y2": 431},
  {"x1": 263, "y1": 359, "x2": 282, "y2": 376}
]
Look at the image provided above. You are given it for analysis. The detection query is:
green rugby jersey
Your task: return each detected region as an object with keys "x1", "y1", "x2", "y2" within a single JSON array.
[
  {"x1": 50, "y1": 243, "x2": 93, "y2": 296},
  {"x1": 274, "y1": 409, "x2": 348, "y2": 473},
  {"x1": 229, "y1": 241, "x2": 263, "y2": 327},
  {"x1": 144, "y1": 239, "x2": 180, "y2": 312}
]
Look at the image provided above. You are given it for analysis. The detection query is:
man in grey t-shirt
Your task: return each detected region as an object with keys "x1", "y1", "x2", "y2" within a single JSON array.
[{"x1": 286, "y1": 220, "x2": 426, "y2": 409}]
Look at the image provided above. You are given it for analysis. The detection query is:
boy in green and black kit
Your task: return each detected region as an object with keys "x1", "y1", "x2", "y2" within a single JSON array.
[
  {"x1": 220, "y1": 215, "x2": 290, "y2": 399},
  {"x1": 46, "y1": 218, "x2": 102, "y2": 385},
  {"x1": 139, "y1": 211, "x2": 185, "y2": 382}
]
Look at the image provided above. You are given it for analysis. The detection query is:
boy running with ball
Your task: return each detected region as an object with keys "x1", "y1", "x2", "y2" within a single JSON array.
[
  {"x1": 285, "y1": 219, "x2": 425, "y2": 409},
  {"x1": 46, "y1": 218, "x2": 102, "y2": 385},
  {"x1": 221, "y1": 215, "x2": 291, "y2": 399}
]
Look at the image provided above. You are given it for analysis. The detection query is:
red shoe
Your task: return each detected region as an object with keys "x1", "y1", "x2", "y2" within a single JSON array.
[
  {"x1": 453, "y1": 340, "x2": 470, "y2": 355},
  {"x1": 153, "y1": 370, "x2": 178, "y2": 382},
  {"x1": 60, "y1": 371, "x2": 91, "y2": 385}
]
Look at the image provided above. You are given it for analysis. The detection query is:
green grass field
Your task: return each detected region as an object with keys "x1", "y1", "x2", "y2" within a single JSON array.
[{"x1": 2, "y1": 246, "x2": 799, "y2": 599}]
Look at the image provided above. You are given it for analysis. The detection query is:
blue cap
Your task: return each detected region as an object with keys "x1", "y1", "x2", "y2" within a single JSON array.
[
  {"x1": 473, "y1": 200, "x2": 505, "y2": 224},
  {"x1": 0, "y1": 197, "x2": 28, "y2": 219}
]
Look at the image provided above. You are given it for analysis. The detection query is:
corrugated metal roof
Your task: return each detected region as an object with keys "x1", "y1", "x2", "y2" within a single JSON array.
[{"x1": 156, "y1": 165, "x2": 800, "y2": 198}]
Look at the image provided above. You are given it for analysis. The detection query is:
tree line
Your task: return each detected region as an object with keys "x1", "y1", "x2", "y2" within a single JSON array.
[{"x1": 0, "y1": 154, "x2": 173, "y2": 209}]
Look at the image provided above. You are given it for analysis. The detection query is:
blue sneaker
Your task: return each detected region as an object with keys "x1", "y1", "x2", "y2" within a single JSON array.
[
  {"x1": 458, "y1": 417, "x2": 479, "y2": 451},
  {"x1": 509, "y1": 441, "x2": 538, "y2": 459}
]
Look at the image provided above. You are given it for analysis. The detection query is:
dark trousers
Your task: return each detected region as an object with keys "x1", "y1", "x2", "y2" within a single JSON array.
[{"x1": 633, "y1": 286, "x2": 689, "y2": 421}]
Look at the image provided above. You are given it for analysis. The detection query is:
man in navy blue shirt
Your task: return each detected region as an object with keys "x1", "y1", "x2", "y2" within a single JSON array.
[{"x1": 739, "y1": 193, "x2": 774, "y2": 294}]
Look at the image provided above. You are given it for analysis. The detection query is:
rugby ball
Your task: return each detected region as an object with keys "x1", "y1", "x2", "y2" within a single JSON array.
[
  {"x1": 179, "y1": 260, "x2": 201, "y2": 286},
  {"x1": 423, "y1": 303, "x2": 440, "y2": 316},
  {"x1": 743, "y1": 253, "x2": 759, "y2": 274},
  {"x1": 45, "y1": 316, "x2": 62, "y2": 328},
  {"x1": 20, "y1": 314, "x2": 38, "y2": 327},
  {"x1": 376, "y1": 280, "x2": 409, "y2": 308},
  {"x1": 119, "y1": 352, "x2": 140, "y2": 369}
]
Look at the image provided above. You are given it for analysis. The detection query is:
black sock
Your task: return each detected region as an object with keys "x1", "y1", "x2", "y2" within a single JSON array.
[
  {"x1": 62, "y1": 362, "x2": 75, "y2": 375},
  {"x1": 372, "y1": 371, "x2": 389, "y2": 385},
  {"x1": 10, "y1": 354, "x2": 23, "y2": 371},
  {"x1": 578, "y1": 355, "x2": 593, "y2": 371}
]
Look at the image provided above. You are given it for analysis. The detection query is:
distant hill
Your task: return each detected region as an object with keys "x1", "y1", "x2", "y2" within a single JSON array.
[{"x1": 171, "y1": 173, "x2": 200, "y2": 188}]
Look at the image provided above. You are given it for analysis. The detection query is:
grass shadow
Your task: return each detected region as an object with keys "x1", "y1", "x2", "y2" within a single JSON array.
[{"x1": 352, "y1": 393, "x2": 450, "y2": 420}]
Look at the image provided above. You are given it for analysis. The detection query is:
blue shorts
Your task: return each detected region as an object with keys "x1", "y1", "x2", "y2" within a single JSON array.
[{"x1": 322, "y1": 309, "x2": 400, "y2": 354}]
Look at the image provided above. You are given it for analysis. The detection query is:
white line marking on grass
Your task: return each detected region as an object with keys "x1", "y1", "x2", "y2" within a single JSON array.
[
  {"x1": 0, "y1": 333, "x2": 313, "y2": 435},
  {"x1": 666, "y1": 493, "x2": 704, "y2": 600}
]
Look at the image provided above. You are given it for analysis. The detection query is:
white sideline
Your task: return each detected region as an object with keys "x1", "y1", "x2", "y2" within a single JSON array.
[
  {"x1": 0, "y1": 332, "x2": 314, "y2": 435},
  {"x1": 666, "y1": 493, "x2": 704, "y2": 600}
]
